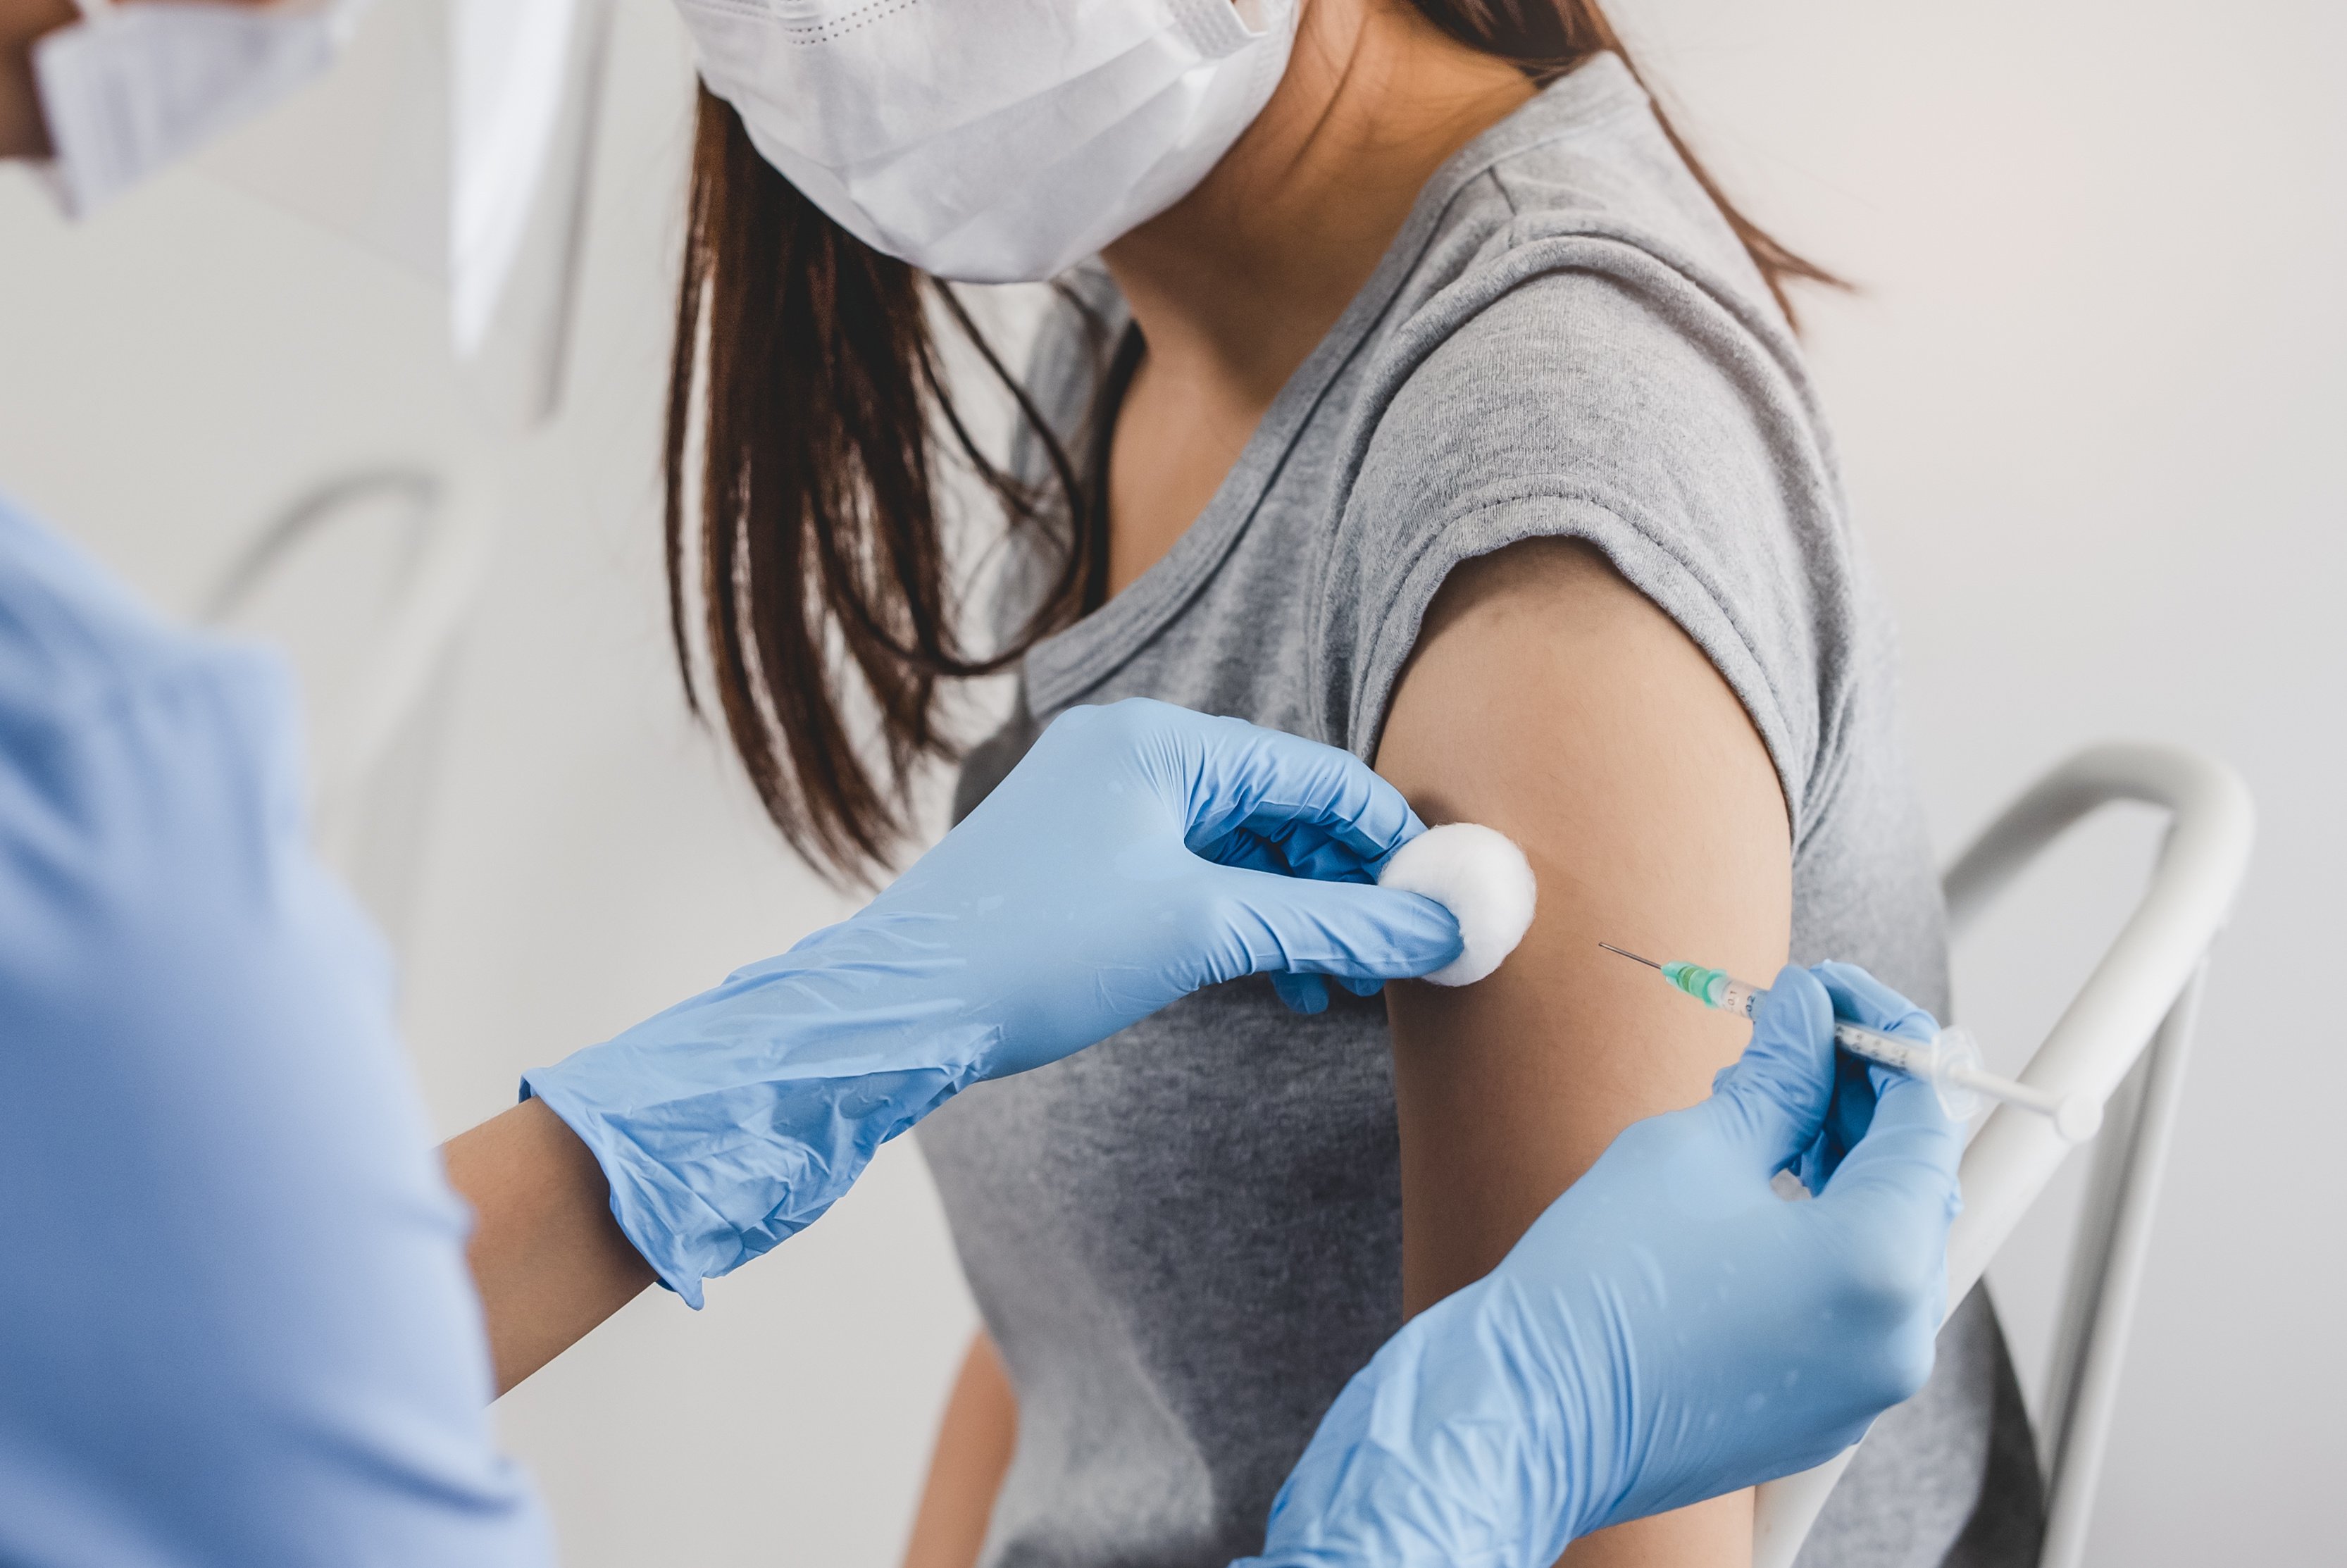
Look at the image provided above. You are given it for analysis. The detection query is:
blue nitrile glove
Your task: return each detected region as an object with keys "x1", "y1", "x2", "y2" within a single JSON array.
[
  {"x1": 523, "y1": 698, "x2": 1462, "y2": 1306},
  {"x1": 1795, "y1": 960, "x2": 1944, "y2": 1195},
  {"x1": 1242, "y1": 964, "x2": 1962, "y2": 1568}
]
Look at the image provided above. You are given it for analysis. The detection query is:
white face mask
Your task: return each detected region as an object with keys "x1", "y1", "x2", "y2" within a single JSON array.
[
  {"x1": 675, "y1": 0, "x2": 1301, "y2": 283},
  {"x1": 32, "y1": 0, "x2": 371, "y2": 218}
]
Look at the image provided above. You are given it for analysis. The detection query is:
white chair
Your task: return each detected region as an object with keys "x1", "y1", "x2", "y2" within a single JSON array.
[
  {"x1": 1753, "y1": 744, "x2": 2255, "y2": 1568},
  {"x1": 202, "y1": 466, "x2": 493, "y2": 953}
]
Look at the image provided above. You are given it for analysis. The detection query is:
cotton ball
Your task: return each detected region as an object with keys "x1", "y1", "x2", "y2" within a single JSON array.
[{"x1": 1377, "y1": 822, "x2": 1537, "y2": 986}]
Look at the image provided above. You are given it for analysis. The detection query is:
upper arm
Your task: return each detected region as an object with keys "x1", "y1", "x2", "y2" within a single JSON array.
[
  {"x1": 1374, "y1": 537, "x2": 1788, "y2": 1564},
  {"x1": 1375, "y1": 535, "x2": 1791, "y2": 1307},
  {"x1": 899, "y1": 1330, "x2": 1018, "y2": 1568}
]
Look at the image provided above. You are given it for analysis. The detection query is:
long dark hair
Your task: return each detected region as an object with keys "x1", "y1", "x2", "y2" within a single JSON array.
[{"x1": 666, "y1": 1, "x2": 1836, "y2": 883}]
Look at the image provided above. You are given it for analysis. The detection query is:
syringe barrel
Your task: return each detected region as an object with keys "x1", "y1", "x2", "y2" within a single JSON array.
[
  {"x1": 1834, "y1": 1021, "x2": 1986, "y2": 1121},
  {"x1": 1664, "y1": 962, "x2": 1764, "y2": 1018},
  {"x1": 1691, "y1": 966, "x2": 1941, "y2": 1072},
  {"x1": 1714, "y1": 976, "x2": 1763, "y2": 1016},
  {"x1": 1714, "y1": 965, "x2": 1981, "y2": 1119},
  {"x1": 1662, "y1": 961, "x2": 2073, "y2": 1133},
  {"x1": 1830, "y1": 1021, "x2": 1935, "y2": 1075},
  {"x1": 1718, "y1": 962, "x2": 1971, "y2": 1121}
]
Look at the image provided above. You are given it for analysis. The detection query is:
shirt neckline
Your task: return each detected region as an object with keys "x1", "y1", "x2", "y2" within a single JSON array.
[{"x1": 1022, "y1": 51, "x2": 1648, "y2": 718}]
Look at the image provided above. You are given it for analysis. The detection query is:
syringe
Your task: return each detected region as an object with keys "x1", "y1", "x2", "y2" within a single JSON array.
[{"x1": 1599, "y1": 944, "x2": 2101, "y2": 1143}]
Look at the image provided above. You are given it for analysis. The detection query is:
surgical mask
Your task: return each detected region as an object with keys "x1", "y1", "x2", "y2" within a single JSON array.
[
  {"x1": 676, "y1": 0, "x2": 1300, "y2": 283},
  {"x1": 32, "y1": 0, "x2": 371, "y2": 218}
]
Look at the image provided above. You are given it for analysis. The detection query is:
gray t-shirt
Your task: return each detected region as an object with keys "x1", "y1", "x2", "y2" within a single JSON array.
[{"x1": 921, "y1": 54, "x2": 2037, "y2": 1568}]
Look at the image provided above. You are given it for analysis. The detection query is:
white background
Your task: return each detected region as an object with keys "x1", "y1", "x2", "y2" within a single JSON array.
[{"x1": 1, "y1": 0, "x2": 2335, "y2": 1562}]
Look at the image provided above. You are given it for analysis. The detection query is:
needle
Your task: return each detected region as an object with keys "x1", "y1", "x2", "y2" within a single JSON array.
[{"x1": 1595, "y1": 938, "x2": 2102, "y2": 1141}]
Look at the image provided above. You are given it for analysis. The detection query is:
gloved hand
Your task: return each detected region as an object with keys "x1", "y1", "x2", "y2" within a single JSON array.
[
  {"x1": 1794, "y1": 960, "x2": 1945, "y2": 1194},
  {"x1": 1242, "y1": 964, "x2": 1962, "y2": 1568},
  {"x1": 523, "y1": 699, "x2": 1462, "y2": 1305}
]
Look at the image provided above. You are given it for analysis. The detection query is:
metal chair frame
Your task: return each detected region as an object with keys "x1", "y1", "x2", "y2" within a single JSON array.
[{"x1": 1753, "y1": 744, "x2": 2255, "y2": 1568}]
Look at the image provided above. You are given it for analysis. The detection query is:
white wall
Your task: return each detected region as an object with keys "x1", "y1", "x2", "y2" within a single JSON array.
[{"x1": 1, "y1": 0, "x2": 2335, "y2": 1562}]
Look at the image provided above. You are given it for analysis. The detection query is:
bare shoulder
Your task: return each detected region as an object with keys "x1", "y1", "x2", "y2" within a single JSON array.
[
  {"x1": 1375, "y1": 534, "x2": 1792, "y2": 1302},
  {"x1": 1378, "y1": 534, "x2": 1780, "y2": 1566}
]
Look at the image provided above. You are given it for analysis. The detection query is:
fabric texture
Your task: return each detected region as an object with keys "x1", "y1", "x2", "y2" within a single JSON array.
[
  {"x1": 0, "y1": 495, "x2": 551, "y2": 1567},
  {"x1": 921, "y1": 53, "x2": 2037, "y2": 1568}
]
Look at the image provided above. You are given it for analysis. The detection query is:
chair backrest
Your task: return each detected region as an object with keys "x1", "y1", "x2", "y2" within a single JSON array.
[
  {"x1": 1753, "y1": 744, "x2": 2255, "y2": 1568},
  {"x1": 203, "y1": 466, "x2": 493, "y2": 952}
]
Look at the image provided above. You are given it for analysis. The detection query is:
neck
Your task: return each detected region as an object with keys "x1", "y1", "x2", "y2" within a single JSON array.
[{"x1": 1102, "y1": 0, "x2": 1534, "y2": 413}]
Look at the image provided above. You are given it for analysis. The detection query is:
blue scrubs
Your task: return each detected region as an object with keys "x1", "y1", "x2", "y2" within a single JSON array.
[{"x1": 0, "y1": 497, "x2": 550, "y2": 1565}]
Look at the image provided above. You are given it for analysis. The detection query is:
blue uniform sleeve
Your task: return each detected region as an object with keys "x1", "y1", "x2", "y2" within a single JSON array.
[{"x1": 0, "y1": 501, "x2": 552, "y2": 1567}]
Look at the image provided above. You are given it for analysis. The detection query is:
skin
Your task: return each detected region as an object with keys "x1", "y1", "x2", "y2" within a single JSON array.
[
  {"x1": 0, "y1": 0, "x2": 79, "y2": 156},
  {"x1": 899, "y1": 1335, "x2": 1019, "y2": 1568},
  {"x1": 440, "y1": 1100, "x2": 656, "y2": 1395},
  {"x1": 1376, "y1": 537, "x2": 1788, "y2": 1562},
  {"x1": 3, "y1": 0, "x2": 305, "y2": 157},
  {"x1": 906, "y1": 4, "x2": 1783, "y2": 1566},
  {"x1": 1101, "y1": 0, "x2": 1536, "y2": 597}
]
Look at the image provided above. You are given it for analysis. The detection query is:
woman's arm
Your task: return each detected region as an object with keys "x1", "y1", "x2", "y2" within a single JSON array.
[
  {"x1": 440, "y1": 1099, "x2": 657, "y2": 1395},
  {"x1": 1376, "y1": 537, "x2": 1793, "y2": 1566},
  {"x1": 899, "y1": 1331, "x2": 1019, "y2": 1568}
]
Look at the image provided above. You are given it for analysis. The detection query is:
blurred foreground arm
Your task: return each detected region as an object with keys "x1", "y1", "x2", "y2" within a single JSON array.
[
  {"x1": 0, "y1": 502, "x2": 549, "y2": 1564},
  {"x1": 1244, "y1": 966, "x2": 1962, "y2": 1567},
  {"x1": 0, "y1": 0, "x2": 72, "y2": 154},
  {"x1": 1378, "y1": 537, "x2": 1793, "y2": 1564},
  {"x1": 1, "y1": 0, "x2": 286, "y2": 160}
]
